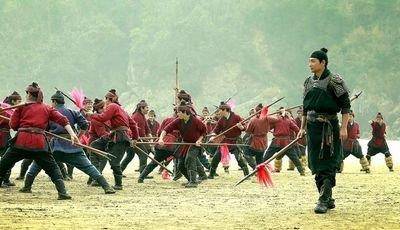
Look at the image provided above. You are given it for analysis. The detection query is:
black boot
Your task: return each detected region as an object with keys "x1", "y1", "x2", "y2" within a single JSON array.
[
  {"x1": 112, "y1": 174, "x2": 123, "y2": 190},
  {"x1": 138, "y1": 164, "x2": 156, "y2": 183},
  {"x1": 242, "y1": 165, "x2": 249, "y2": 176},
  {"x1": 87, "y1": 177, "x2": 93, "y2": 185},
  {"x1": 19, "y1": 174, "x2": 35, "y2": 193},
  {"x1": 208, "y1": 168, "x2": 216, "y2": 179},
  {"x1": 314, "y1": 179, "x2": 332, "y2": 214},
  {"x1": 185, "y1": 170, "x2": 198, "y2": 188},
  {"x1": 67, "y1": 165, "x2": 74, "y2": 179},
  {"x1": 197, "y1": 164, "x2": 207, "y2": 182},
  {"x1": 173, "y1": 171, "x2": 183, "y2": 181},
  {"x1": 3, "y1": 170, "x2": 15, "y2": 187},
  {"x1": 58, "y1": 164, "x2": 70, "y2": 181},
  {"x1": 96, "y1": 176, "x2": 115, "y2": 194},
  {"x1": 53, "y1": 179, "x2": 72, "y2": 200}
]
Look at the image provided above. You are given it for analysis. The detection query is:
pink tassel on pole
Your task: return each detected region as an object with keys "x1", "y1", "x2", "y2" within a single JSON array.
[
  {"x1": 256, "y1": 163, "x2": 274, "y2": 188},
  {"x1": 220, "y1": 144, "x2": 231, "y2": 167},
  {"x1": 162, "y1": 169, "x2": 171, "y2": 180},
  {"x1": 226, "y1": 99, "x2": 236, "y2": 110},
  {"x1": 70, "y1": 88, "x2": 85, "y2": 109}
]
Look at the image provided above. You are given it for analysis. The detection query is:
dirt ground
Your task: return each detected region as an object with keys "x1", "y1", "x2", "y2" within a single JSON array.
[{"x1": 0, "y1": 151, "x2": 399, "y2": 229}]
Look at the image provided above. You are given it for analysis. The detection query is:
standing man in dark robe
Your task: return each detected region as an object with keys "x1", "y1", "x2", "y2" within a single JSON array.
[
  {"x1": 298, "y1": 48, "x2": 351, "y2": 214},
  {"x1": 366, "y1": 112, "x2": 393, "y2": 171}
]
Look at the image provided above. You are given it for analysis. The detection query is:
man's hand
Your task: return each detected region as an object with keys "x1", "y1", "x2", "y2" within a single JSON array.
[
  {"x1": 236, "y1": 122, "x2": 244, "y2": 130},
  {"x1": 158, "y1": 139, "x2": 164, "y2": 146},
  {"x1": 195, "y1": 139, "x2": 202, "y2": 147},
  {"x1": 71, "y1": 135, "x2": 80, "y2": 145},
  {"x1": 130, "y1": 139, "x2": 137, "y2": 147}
]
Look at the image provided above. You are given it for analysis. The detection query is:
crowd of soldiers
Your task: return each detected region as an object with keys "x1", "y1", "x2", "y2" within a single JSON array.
[{"x1": 0, "y1": 48, "x2": 394, "y2": 214}]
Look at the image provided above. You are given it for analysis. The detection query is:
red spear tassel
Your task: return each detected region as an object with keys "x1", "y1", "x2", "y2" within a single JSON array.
[
  {"x1": 162, "y1": 169, "x2": 171, "y2": 180},
  {"x1": 260, "y1": 106, "x2": 269, "y2": 119},
  {"x1": 220, "y1": 144, "x2": 231, "y2": 167},
  {"x1": 79, "y1": 134, "x2": 89, "y2": 146},
  {"x1": 256, "y1": 163, "x2": 274, "y2": 188}
]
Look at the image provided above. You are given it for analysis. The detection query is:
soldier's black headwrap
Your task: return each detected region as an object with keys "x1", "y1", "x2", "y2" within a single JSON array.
[
  {"x1": 310, "y1": 48, "x2": 328, "y2": 66},
  {"x1": 51, "y1": 91, "x2": 65, "y2": 104}
]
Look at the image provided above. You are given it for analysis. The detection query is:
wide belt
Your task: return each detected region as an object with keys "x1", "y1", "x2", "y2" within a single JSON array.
[{"x1": 18, "y1": 127, "x2": 45, "y2": 134}]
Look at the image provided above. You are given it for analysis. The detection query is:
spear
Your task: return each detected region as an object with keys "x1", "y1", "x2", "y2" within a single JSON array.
[
  {"x1": 140, "y1": 141, "x2": 250, "y2": 147},
  {"x1": 133, "y1": 145, "x2": 173, "y2": 174},
  {"x1": 0, "y1": 114, "x2": 115, "y2": 161},
  {"x1": 209, "y1": 91, "x2": 239, "y2": 117},
  {"x1": 234, "y1": 134, "x2": 304, "y2": 187},
  {"x1": 174, "y1": 57, "x2": 179, "y2": 106},
  {"x1": 207, "y1": 97, "x2": 285, "y2": 142},
  {"x1": 0, "y1": 102, "x2": 36, "y2": 112},
  {"x1": 350, "y1": 91, "x2": 362, "y2": 102}
]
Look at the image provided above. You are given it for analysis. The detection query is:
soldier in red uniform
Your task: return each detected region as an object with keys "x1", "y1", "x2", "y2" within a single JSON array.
[
  {"x1": 0, "y1": 91, "x2": 22, "y2": 186},
  {"x1": 0, "y1": 82, "x2": 78, "y2": 200},
  {"x1": 90, "y1": 89, "x2": 139, "y2": 190},
  {"x1": 339, "y1": 110, "x2": 370, "y2": 173},
  {"x1": 147, "y1": 110, "x2": 160, "y2": 137},
  {"x1": 264, "y1": 107, "x2": 305, "y2": 175},
  {"x1": 158, "y1": 102, "x2": 207, "y2": 188},
  {"x1": 245, "y1": 104, "x2": 278, "y2": 166},
  {"x1": 208, "y1": 102, "x2": 249, "y2": 179},
  {"x1": 366, "y1": 112, "x2": 393, "y2": 171},
  {"x1": 121, "y1": 100, "x2": 151, "y2": 174}
]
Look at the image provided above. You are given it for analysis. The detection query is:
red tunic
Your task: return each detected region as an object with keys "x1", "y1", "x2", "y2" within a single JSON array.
[
  {"x1": 343, "y1": 121, "x2": 360, "y2": 151},
  {"x1": 213, "y1": 112, "x2": 243, "y2": 144},
  {"x1": 132, "y1": 111, "x2": 150, "y2": 137},
  {"x1": 91, "y1": 103, "x2": 139, "y2": 140},
  {"x1": 245, "y1": 116, "x2": 278, "y2": 151},
  {"x1": 164, "y1": 116, "x2": 206, "y2": 155},
  {"x1": 88, "y1": 119, "x2": 111, "y2": 144},
  {"x1": 10, "y1": 103, "x2": 69, "y2": 151},
  {"x1": 157, "y1": 116, "x2": 180, "y2": 151},
  {"x1": 147, "y1": 119, "x2": 160, "y2": 137},
  {"x1": 271, "y1": 116, "x2": 299, "y2": 147},
  {"x1": 0, "y1": 111, "x2": 11, "y2": 148},
  {"x1": 371, "y1": 122, "x2": 386, "y2": 147}
]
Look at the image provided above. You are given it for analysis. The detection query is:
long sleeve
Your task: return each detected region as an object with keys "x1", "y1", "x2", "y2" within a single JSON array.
[{"x1": 91, "y1": 104, "x2": 117, "y2": 122}]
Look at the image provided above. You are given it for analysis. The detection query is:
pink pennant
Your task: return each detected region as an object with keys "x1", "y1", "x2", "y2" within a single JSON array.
[
  {"x1": 70, "y1": 88, "x2": 85, "y2": 109},
  {"x1": 220, "y1": 144, "x2": 231, "y2": 167},
  {"x1": 226, "y1": 99, "x2": 236, "y2": 110}
]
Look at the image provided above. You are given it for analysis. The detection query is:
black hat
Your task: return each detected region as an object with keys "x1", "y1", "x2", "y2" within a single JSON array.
[
  {"x1": 218, "y1": 101, "x2": 231, "y2": 110},
  {"x1": 51, "y1": 91, "x2": 65, "y2": 104},
  {"x1": 310, "y1": 48, "x2": 328, "y2": 66}
]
